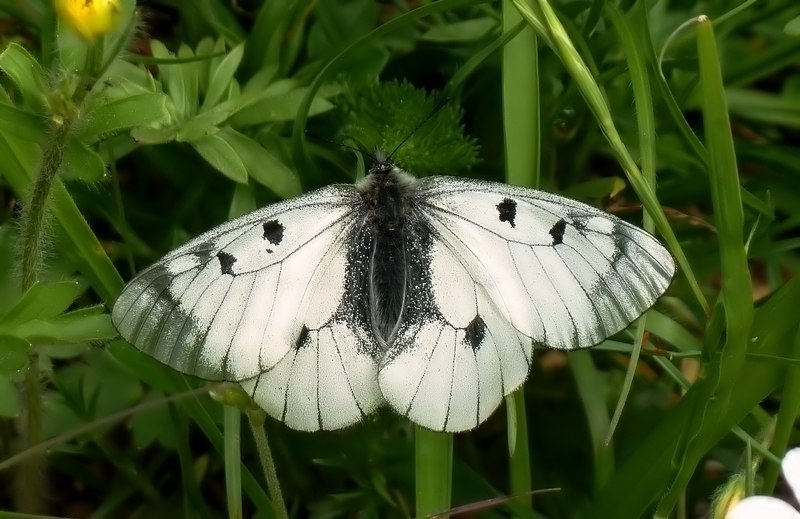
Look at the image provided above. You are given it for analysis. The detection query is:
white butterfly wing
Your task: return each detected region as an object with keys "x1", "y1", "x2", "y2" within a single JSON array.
[
  {"x1": 379, "y1": 176, "x2": 675, "y2": 432},
  {"x1": 112, "y1": 185, "x2": 383, "y2": 431}
]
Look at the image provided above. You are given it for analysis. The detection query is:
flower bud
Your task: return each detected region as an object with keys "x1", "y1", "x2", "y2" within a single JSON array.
[{"x1": 55, "y1": 0, "x2": 121, "y2": 40}]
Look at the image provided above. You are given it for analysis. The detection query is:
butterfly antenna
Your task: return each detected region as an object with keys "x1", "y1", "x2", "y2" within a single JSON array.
[
  {"x1": 386, "y1": 96, "x2": 452, "y2": 161},
  {"x1": 304, "y1": 129, "x2": 379, "y2": 163}
]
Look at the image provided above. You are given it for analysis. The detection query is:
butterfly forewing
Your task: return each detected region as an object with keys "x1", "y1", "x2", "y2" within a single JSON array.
[
  {"x1": 114, "y1": 186, "x2": 361, "y2": 372},
  {"x1": 418, "y1": 177, "x2": 675, "y2": 348}
]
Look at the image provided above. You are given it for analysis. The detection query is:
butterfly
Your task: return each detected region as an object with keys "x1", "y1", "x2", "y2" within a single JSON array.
[{"x1": 112, "y1": 158, "x2": 675, "y2": 432}]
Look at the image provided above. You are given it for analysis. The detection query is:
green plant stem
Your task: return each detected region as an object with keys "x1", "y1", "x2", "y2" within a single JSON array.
[
  {"x1": 16, "y1": 120, "x2": 71, "y2": 513},
  {"x1": 415, "y1": 426, "x2": 453, "y2": 517},
  {"x1": 603, "y1": 1, "x2": 656, "y2": 446},
  {"x1": 247, "y1": 412, "x2": 287, "y2": 519},
  {"x1": 20, "y1": 122, "x2": 70, "y2": 289},
  {"x1": 17, "y1": 350, "x2": 43, "y2": 513}
]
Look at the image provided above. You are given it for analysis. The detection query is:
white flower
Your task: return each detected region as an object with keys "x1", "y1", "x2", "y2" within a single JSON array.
[{"x1": 727, "y1": 448, "x2": 800, "y2": 519}]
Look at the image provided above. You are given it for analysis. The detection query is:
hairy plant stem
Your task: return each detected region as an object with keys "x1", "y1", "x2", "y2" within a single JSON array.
[{"x1": 16, "y1": 120, "x2": 71, "y2": 512}]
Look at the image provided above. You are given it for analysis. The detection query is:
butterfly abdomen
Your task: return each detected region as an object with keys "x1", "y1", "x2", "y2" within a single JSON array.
[{"x1": 357, "y1": 165, "x2": 421, "y2": 345}]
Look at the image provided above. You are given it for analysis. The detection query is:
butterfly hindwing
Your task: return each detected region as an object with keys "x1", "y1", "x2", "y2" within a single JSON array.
[
  {"x1": 241, "y1": 226, "x2": 383, "y2": 431},
  {"x1": 112, "y1": 185, "x2": 383, "y2": 430},
  {"x1": 378, "y1": 220, "x2": 532, "y2": 431},
  {"x1": 379, "y1": 176, "x2": 675, "y2": 432}
]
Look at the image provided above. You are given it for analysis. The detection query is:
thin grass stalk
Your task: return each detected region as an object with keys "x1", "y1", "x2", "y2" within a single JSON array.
[
  {"x1": 602, "y1": 2, "x2": 657, "y2": 446},
  {"x1": 655, "y1": 15, "x2": 753, "y2": 516},
  {"x1": 247, "y1": 412, "x2": 287, "y2": 519},
  {"x1": 513, "y1": 0, "x2": 709, "y2": 315},
  {"x1": 224, "y1": 406, "x2": 243, "y2": 519}
]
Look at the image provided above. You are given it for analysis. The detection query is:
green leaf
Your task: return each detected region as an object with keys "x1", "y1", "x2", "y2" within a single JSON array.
[
  {"x1": 0, "y1": 335, "x2": 29, "y2": 375},
  {"x1": 131, "y1": 125, "x2": 178, "y2": 144},
  {"x1": 192, "y1": 132, "x2": 248, "y2": 183},
  {"x1": 202, "y1": 43, "x2": 244, "y2": 111},
  {"x1": 784, "y1": 15, "x2": 800, "y2": 36},
  {"x1": 228, "y1": 183, "x2": 256, "y2": 219},
  {"x1": 0, "y1": 280, "x2": 81, "y2": 327},
  {"x1": 725, "y1": 89, "x2": 800, "y2": 128},
  {"x1": 178, "y1": 44, "x2": 201, "y2": 118},
  {"x1": 230, "y1": 86, "x2": 334, "y2": 126},
  {"x1": 0, "y1": 43, "x2": 47, "y2": 108},
  {"x1": 152, "y1": 40, "x2": 197, "y2": 121},
  {"x1": 175, "y1": 102, "x2": 238, "y2": 142},
  {"x1": 9, "y1": 312, "x2": 118, "y2": 344},
  {"x1": 175, "y1": 119, "x2": 221, "y2": 142},
  {"x1": 421, "y1": 17, "x2": 498, "y2": 42},
  {"x1": 0, "y1": 102, "x2": 46, "y2": 142},
  {"x1": 563, "y1": 177, "x2": 627, "y2": 200},
  {"x1": 61, "y1": 139, "x2": 107, "y2": 182},
  {"x1": 77, "y1": 93, "x2": 170, "y2": 144},
  {"x1": 216, "y1": 128, "x2": 301, "y2": 197},
  {"x1": 130, "y1": 392, "x2": 179, "y2": 449},
  {"x1": 0, "y1": 375, "x2": 21, "y2": 417}
]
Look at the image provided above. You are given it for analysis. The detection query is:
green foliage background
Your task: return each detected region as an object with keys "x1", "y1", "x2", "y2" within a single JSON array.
[{"x1": 0, "y1": 0, "x2": 799, "y2": 517}]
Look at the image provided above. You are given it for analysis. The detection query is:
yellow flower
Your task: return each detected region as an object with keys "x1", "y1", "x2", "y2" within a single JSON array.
[{"x1": 54, "y1": 0, "x2": 121, "y2": 40}]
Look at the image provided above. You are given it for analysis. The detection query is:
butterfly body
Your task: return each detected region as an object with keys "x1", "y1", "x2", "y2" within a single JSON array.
[{"x1": 113, "y1": 161, "x2": 675, "y2": 432}]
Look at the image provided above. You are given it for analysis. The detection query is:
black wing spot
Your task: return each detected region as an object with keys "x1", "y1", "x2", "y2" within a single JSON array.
[
  {"x1": 263, "y1": 220, "x2": 284, "y2": 246},
  {"x1": 217, "y1": 251, "x2": 237, "y2": 275},
  {"x1": 464, "y1": 314, "x2": 487, "y2": 352},
  {"x1": 496, "y1": 198, "x2": 517, "y2": 228},
  {"x1": 294, "y1": 325, "x2": 310, "y2": 349},
  {"x1": 549, "y1": 219, "x2": 567, "y2": 246}
]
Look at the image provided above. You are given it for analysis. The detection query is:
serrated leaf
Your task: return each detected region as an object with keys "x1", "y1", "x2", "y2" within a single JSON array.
[
  {"x1": 202, "y1": 43, "x2": 244, "y2": 111},
  {"x1": 0, "y1": 280, "x2": 81, "y2": 326},
  {"x1": 61, "y1": 139, "x2": 106, "y2": 182},
  {"x1": 0, "y1": 102, "x2": 45, "y2": 142},
  {"x1": 0, "y1": 43, "x2": 47, "y2": 108},
  {"x1": 192, "y1": 132, "x2": 248, "y2": 183},
  {"x1": 77, "y1": 93, "x2": 169, "y2": 144},
  {"x1": 217, "y1": 128, "x2": 301, "y2": 197},
  {"x1": 0, "y1": 335, "x2": 29, "y2": 375}
]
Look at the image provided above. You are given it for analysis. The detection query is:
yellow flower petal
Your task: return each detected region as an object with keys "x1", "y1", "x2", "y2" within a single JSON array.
[{"x1": 55, "y1": 0, "x2": 121, "y2": 40}]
